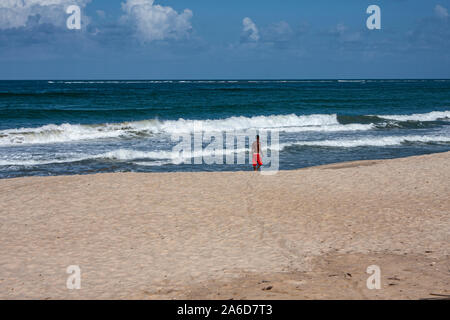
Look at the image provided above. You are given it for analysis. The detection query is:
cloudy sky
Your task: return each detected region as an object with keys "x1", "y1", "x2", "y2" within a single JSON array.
[{"x1": 0, "y1": 0, "x2": 449, "y2": 79}]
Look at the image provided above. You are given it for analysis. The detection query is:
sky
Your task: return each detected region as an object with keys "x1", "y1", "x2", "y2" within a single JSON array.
[{"x1": 0, "y1": 0, "x2": 449, "y2": 79}]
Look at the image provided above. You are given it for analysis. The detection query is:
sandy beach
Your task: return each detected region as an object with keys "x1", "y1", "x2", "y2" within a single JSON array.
[{"x1": 0, "y1": 152, "x2": 449, "y2": 300}]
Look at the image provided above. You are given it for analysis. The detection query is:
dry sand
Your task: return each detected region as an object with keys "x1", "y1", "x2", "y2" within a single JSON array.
[{"x1": 0, "y1": 152, "x2": 449, "y2": 299}]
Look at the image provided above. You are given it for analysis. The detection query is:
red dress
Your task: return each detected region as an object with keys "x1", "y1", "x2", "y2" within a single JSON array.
[{"x1": 252, "y1": 153, "x2": 263, "y2": 166}]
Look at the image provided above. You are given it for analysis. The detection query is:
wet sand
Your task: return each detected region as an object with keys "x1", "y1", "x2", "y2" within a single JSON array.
[{"x1": 0, "y1": 152, "x2": 449, "y2": 299}]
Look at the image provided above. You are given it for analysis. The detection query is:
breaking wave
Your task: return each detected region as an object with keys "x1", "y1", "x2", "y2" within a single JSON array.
[
  {"x1": 2, "y1": 133, "x2": 450, "y2": 167},
  {"x1": 0, "y1": 114, "x2": 364, "y2": 146},
  {"x1": 0, "y1": 147, "x2": 252, "y2": 166},
  {"x1": 281, "y1": 135, "x2": 450, "y2": 148},
  {"x1": 0, "y1": 110, "x2": 448, "y2": 146},
  {"x1": 376, "y1": 111, "x2": 450, "y2": 122}
]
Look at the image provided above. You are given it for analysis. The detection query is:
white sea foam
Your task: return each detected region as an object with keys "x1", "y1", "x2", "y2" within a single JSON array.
[
  {"x1": 0, "y1": 149, "x2": 179, "y2": 166},
  {"x1": 0, "y1": 114, "x2": 353, "y2": 146},
  {"x1": 0, "y1": 111, "x2": 448, "y2": 146},
  {"x1": 150, "y1": 114, "x2": 339, "y2": 133},
  {"x1": 99, "y1": 149, "x2": 176, "y2": 161},
  {"x1": 132, "y1": 160, "x2": 174, "y2": 166},
  {"x1": 377, "y1": 111, "x2": 450, "y2": 122},
  {"x1": 2, "y1": 133, "x2": 449, "y2": 167},
  {"x1": 99, "y1": 147, "x2": 252, "y2": 164},
  {"x1": 0, "y1": 123, "x2": 127, "y2": 145},
  {"x1": 281, "y1": 135, "x2": 450, "y2": 148},
  {"x1": 0, "y1": 155, "x2": 93, "y2": 166},
  {"x1": 0, "y1": 147, "x2": 253, "y2": 166},
  {"x1": 281, "y1": 123, "x2": 374, "y2": 133}
]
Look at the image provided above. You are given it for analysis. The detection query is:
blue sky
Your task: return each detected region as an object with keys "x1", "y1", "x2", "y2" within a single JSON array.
[{"x1": 0, "y1": 0, "x2": 449, "y2": 79}]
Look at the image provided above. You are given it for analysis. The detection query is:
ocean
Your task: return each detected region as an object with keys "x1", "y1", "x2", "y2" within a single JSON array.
[{"x1": 0, "y1": 79, "x2": 449, "y2": 179}]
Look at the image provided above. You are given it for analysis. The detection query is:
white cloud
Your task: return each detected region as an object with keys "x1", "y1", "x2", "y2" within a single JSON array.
[
  {"x1": 434, "y1": 4, "x2": 449, "y2": 18},
  {"x1": 242, "y1": 17, "x2": 259, "y2": 42},
  {"x1": 121, "y1": 0, "x2": 193, "y2": 42},
  {"x1": 0, "y1": 0, "x2": 90, "y2": 29}
]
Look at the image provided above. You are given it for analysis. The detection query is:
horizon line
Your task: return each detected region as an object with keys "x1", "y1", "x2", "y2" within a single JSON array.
[{"x1": 1, "y1": 78, "x2": 450, "y2": 81}]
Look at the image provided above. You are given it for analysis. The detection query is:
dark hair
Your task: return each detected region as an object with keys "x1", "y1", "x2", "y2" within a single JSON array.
[{"x1": 256, "y1": 135, "x2": 260, "y2": 139}]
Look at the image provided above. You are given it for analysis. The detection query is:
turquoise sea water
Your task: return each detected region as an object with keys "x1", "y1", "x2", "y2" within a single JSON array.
[{"x1": 0, "y1": 79, "x2": 449, "y2": 178}]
